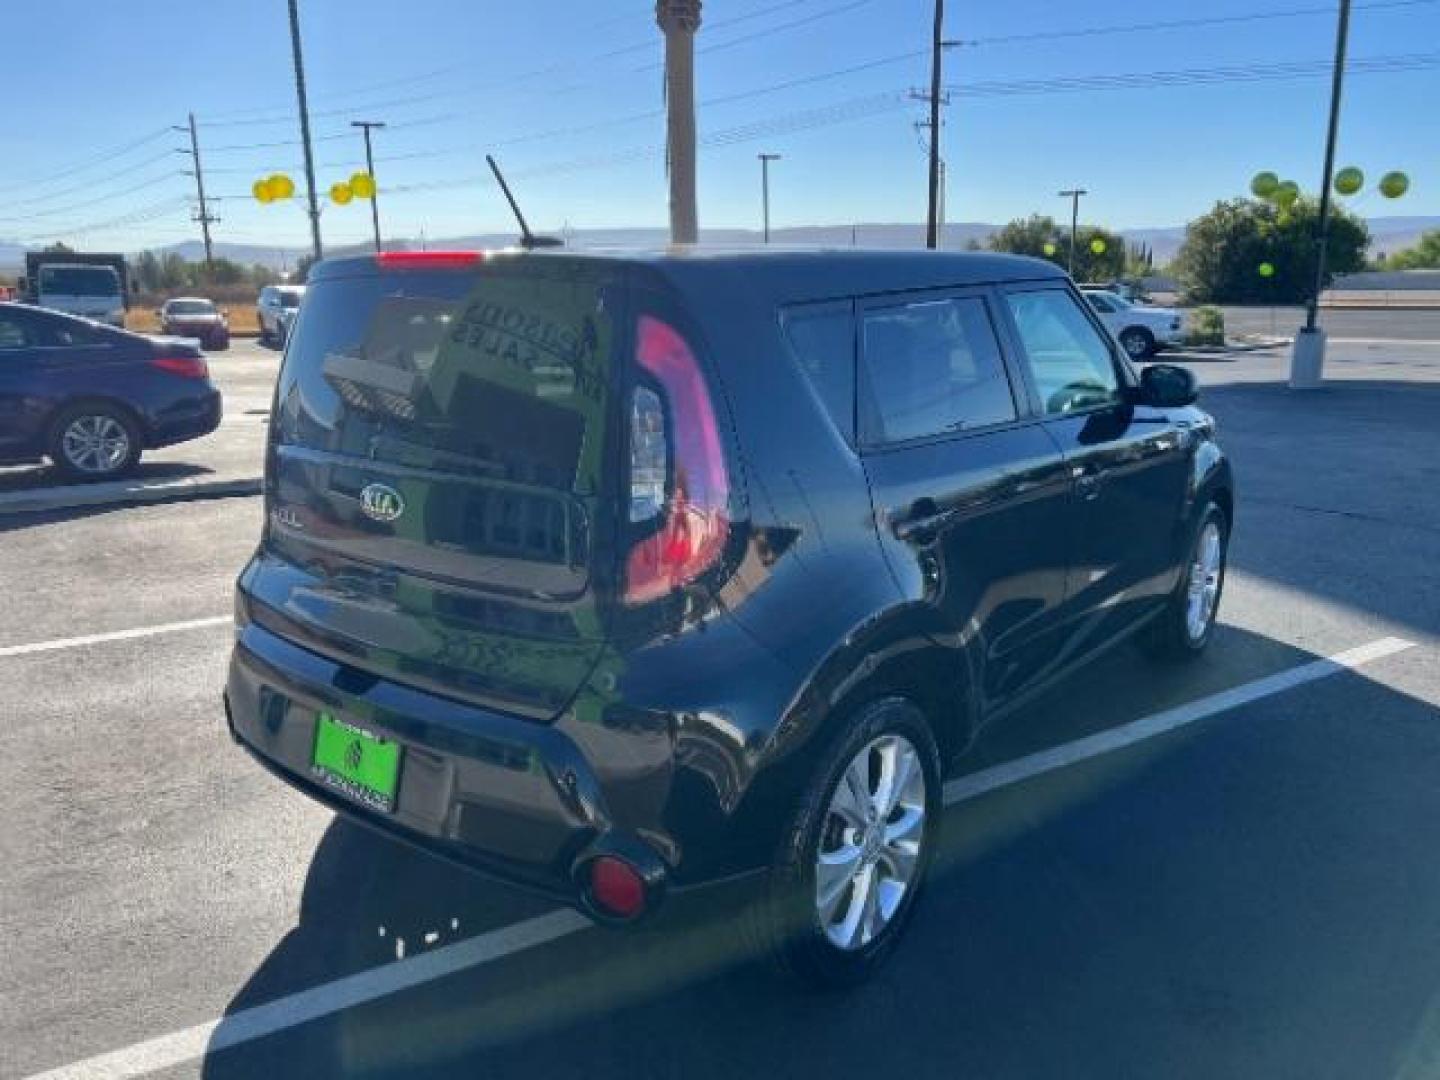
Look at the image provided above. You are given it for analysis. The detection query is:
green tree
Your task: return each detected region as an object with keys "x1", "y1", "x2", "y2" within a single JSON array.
[
  {"x1": 1383, "y1": 229, "x2": 1440, "y2": 270},
  {"x1": 249, "y1": 263, "x2": 281, "y2": 287},
  {"x1": 989, "y1": 214, "x2": 1063, "y2": 260},
  {"x1": 133, "y1": 250, "x2": 163, "y2": 293},
  {"x1": 204, "y1": 257, "x2": 246, "y2": 286},
  {"x1": 1174, "y1": 196, "x2": 1369, "y2": 304},
  {"x1": 989, "y1": 214, "x2": 1125, "y2": 280}
]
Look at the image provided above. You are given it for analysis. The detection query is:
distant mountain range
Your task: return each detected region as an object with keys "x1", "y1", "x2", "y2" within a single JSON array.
[{"x1": 3, "y1": 216, "x2": 1437, "y2": 274}]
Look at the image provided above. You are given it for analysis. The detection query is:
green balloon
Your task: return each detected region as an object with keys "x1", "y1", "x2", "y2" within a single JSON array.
[
  {"x1": 1258, "y1": 262, "x2": 1276, "y2": 278},
  {"x1": 1333, "y1": 167, "x2": 1364, "y2": 196},
  {"x1": 1042, "y1": 242, "x2": 1058, "y2": 257},
  {"x1": 1273, "y1": 181, "x2": 1300, "y2": 206},
  {"x1": 1089, "y1": 238, "x2": 1107, "y2": 255},
  {"x1": 1251, "y1": 171, "x2": 1280, "y2": 199},
  {"x1": 1379, "y1": 171, "x2": 1410, "y2": 198}
]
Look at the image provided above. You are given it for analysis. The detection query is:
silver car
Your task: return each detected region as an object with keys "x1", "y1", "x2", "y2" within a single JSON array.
[{"x1": 257, "y1": 284, "x2": 305, "y2": 347}]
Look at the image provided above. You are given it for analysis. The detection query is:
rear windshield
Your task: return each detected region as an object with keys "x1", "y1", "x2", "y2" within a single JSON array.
[
  {"x1": 39, "y1": 266, "x2": 120, "y2": 297},
  {"x1": 273, "y1": 260, "x2": 619, "y2": 495},
  {"x1": 167, "y1": 300, "x2": 214, "y2": 315}
]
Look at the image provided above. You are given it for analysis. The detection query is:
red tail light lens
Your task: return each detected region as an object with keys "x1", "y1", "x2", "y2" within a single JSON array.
[
  {"x1": 588, "y1": 856, "x2": 647, "y2": 919},
  {"x1": 624, "y1": 315, "x2": 730, "y2": 605},
  {"x1": 375, "y1": 250, "x2": 482, "y2": 269},
  {"x1": 150, "y1": 355, "x2": 209, "y2": 379}
]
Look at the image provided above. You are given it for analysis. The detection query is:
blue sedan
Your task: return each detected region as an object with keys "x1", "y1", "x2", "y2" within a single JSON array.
[{"x1": 0, "y1": 302, "x2": 222, "y2": 481}]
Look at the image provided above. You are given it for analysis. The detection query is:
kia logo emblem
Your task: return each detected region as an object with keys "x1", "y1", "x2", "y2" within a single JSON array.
[{"x1": 360, "y1": 483, "x2": 405, "y2": 523}]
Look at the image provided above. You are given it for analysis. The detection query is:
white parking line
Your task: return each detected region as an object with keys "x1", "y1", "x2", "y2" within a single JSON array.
[
  {"x1": 0, "y1": 615, "x2": 232, "y2": 659},
  {"x1": 20, "y1": 634, "x2": 1417, "y2": 1080}
]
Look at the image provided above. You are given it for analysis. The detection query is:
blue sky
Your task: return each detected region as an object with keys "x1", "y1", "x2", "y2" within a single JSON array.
[{"x1": 2, "y1": 0, "x2": 1436, "y2": 251}]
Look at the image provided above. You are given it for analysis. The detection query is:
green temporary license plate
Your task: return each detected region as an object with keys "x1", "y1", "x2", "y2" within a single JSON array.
[{"x1": 310, "y1": 712, "x2": 402, "y2": 813}]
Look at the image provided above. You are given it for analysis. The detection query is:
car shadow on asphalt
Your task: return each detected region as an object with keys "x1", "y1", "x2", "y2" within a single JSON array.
[
  {"x1": 198, "y1": 622, "x2": 1440, "y2": 1080},
  {"x1": 0, "y1": 459, "x2": 213, "y2": 494}
]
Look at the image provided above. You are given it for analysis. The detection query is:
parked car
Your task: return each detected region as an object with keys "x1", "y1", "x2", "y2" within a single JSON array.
[
  {"x1": 159, "y1": 297, "x2": 230, "y2": 351},
  {"x1": 257, "y1": 284, "x2": 305, "y2": 347},
  {"x1": 1080, "y1": 279, "x2": 1150, "y2": 304},
  {"x1": 225, "y1": 249, "x2": 1232, "y2": 986},
  {"x1": 0, "y1": 301, "x2": 221, "y2": 480},
  {"x1": 1082, "y1": 288, "x2": 1185, "y2": 357}
]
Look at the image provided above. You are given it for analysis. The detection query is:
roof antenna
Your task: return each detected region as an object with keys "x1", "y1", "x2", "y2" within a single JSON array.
[{"x1": 487, "y1": 154, "x2": 563, "y2": 249}]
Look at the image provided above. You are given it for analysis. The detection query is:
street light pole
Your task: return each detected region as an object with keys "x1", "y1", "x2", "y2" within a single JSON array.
[
  {"x1": 1059, "y1": 188, "x2": 1087, "y2": 275},
  {"x1": 1292, "y1": 0, "x2": 1352, "y2": 389},
  {"x1": 657, "y1": 1, "x2": 702, "y2": 245},
  {"x1": 351, "y1": 120, "x2": 386, "y2": 252},
  {"x1": 286, "y1": 0, "x2": 322, "y2": 262},
  {"x1": 759, "y1": 153, "x2": 780, "y2": 243}
]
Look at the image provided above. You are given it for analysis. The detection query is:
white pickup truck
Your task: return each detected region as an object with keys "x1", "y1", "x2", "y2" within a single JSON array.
[{"x1": 1082, "y1": 289, "x2": 1186, "y2": 358}]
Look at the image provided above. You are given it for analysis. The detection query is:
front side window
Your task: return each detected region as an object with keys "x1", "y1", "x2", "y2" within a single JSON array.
[
  {"x1": 0, "y1": 312, "x2": 32, "y2": 349},
  {"x1": 860, "y1": 295, "x2": 1016, "y2": 444},
  {"x1": 1086, "y1": 292, "x2": 1115, "y2": 313},
  {"x1": 1005, "y1": 288, "x2": 1122, "y2": 416}
]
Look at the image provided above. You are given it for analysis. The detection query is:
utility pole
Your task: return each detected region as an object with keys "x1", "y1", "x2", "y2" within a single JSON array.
[
  {"x1": 909, "y1": 97, "x2": 952, "y2": 247},
  {"x1": 287, "y1": 0, "x2": 323, "y2": 262},
  {"x1": 351, "y1": 120, "x2": 386, "y2": 252},
  {"x1": 1292, "y1": 0, "x2": 1352, "y2": 389},
  {"x1": 657, "y1": 0, "x2": 702, "y2": 245},
  {"x1": 176, "y1": 113, "x2": 218, "y2": 272},
  {"x1": 1058, "y1": 188, "x2": 1087, "y2": 275},
  {"x1": 925, "y1": 0, "x2": 945, "y2": 248},
  {"x1": 758, "y1": 153, "x2": 780, "y2": 243}
]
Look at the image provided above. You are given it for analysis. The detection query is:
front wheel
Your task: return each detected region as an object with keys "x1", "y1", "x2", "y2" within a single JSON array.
[
  {"x1": 750, "y1": 699, "x2": 941, "y2": 987},
  {"x1": 1140, "y1": 500, "x2": 1229, "y2": 660}
]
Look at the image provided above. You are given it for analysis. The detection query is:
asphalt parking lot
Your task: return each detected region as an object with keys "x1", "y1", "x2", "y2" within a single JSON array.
[{"x1": 2, "y1": 326, "x2": 1438, "y2": 1080}]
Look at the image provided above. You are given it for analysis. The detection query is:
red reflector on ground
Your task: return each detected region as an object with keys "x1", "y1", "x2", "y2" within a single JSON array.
[
  {"x1": 375, "y1": 250, "x2": 482, "y2": 268},
  {"x1": 150, "y1": 355, "x2": 209, "y2": 378},
  {"x1": 589, "y1": 856, "x2": 646, "y2": 918}
]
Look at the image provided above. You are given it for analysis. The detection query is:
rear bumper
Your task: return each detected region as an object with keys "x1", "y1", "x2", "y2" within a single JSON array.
[
  {"x1": 225, "y1": 619, "x2": 672, "y2": 914},
  {"x1": 149, "y1": 388, "x2": 222, "y2": 447}
]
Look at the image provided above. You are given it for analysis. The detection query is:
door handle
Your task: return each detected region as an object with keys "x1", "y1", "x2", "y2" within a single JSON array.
[{"x1": 892, "y1": 499, "x2": 957, "y2": 544}]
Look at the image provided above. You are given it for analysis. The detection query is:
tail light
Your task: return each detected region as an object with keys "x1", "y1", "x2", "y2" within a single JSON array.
[
  {"x1": 376, "y1": 250, "x2": 482, "y2": 269},
  {"x1": 586, "y1": 856, "x2": 648, "y2": 919},
  {"x1": 150, "y1": 355, "x2": 209, "y2": 379},
  {"x1": 623, "y1": 315, "x2": 729, "y2": 605}
]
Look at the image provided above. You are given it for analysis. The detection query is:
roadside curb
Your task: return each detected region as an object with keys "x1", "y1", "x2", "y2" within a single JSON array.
[{"x1": 0, "y1": 475, "x2": 262, "y2": 516}]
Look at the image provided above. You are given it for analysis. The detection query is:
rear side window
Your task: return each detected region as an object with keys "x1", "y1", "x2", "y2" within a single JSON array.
[
  {"x1": 1005, "y1": 288, "x2": 1121, "y2": 415},
  {"x1": 860, "y1": 295, "x2": 1016, "y2": 445},
  {"x1": 781, "y1": 303, "x2": 854, "y2": 442},
  {"x1": 273, "y1": 261, "x2": 618, "y2": 497}
]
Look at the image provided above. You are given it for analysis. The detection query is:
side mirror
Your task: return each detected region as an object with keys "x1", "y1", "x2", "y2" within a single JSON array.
[{"x1": 1138, "y1": 363, "x2": 1197, "y2": 407}]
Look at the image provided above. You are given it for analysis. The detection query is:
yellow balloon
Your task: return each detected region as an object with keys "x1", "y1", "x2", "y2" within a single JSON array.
[
  {"x1": 1258, "y1": 262, "x2": 1276, "y2": 278},
  {"x1": 1333, "y1": 167, "x2": 1364, "y2": 196},
  {"x1": 330, "y1": 181, "x2": 354, "y2": 205},
  {"x1": 1379, "y1": 171, "x2": 1410, "y2": 198},
  {"x1": 1089, "y1": 238, "x2": 1107, "y2": 255},
  {"x1": 1042, "y1": 242, "x2": 1058, "y2": 257},
  {"x1": 1251, "y1": 171, "x2": 1280, "y2": 199},
  {"x1": 268, "y1": 173, "x2": 295, "y2": 200},
  {"x1": 252, "y1": 178, "x2": 274, "y2": 204},
  {"x1": 349, "y1": 172, "x2": 376, "y2": 199}
]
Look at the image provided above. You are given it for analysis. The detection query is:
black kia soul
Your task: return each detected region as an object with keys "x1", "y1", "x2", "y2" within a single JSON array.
[{"x1": 226, "y1": 248, "x2": 1232, "y2": 985}]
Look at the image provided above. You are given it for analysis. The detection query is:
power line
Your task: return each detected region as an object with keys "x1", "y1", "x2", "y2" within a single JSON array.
[
  {"x1": 10, "y1": 196, "x2": 189, "y2": 245},
  {"x1": 0, "y1": 171, "x2": 185, "y2": 224},
  {"x1": 1, "y1": 150, "x2": 180, "y2": 208},
  {"x1": 0, "y1": 127, "x2": 173, "y2": 196}
]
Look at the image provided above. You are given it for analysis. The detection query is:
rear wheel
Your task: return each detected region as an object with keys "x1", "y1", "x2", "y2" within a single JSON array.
[
  {"x1": 1120, "y1": 326, "x2": 1156, "y2": 359},
  {"x1": 750, "y1": 698, "x2": 941, "y2": 988},
  {"x1": 48, "y1": 403, "x2": 142, "y2": 482},
  {"x1": 1140, "y1": 500, "x2": 1228, "y2": 660}
]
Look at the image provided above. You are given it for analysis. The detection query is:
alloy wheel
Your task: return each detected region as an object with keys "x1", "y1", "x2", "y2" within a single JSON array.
[
  {"x1": 1186, "y1": 520, "x2": 1223, "y2": 641},
  {"x1": 61, "y1": 414, "x2": 131, "y2": 475},
  {"x1": 815, "y1": 733, "x2": 927, "y2": 951}
]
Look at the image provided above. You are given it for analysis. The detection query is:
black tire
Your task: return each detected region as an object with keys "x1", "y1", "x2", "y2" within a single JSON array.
[
  {"x1": 1119, "y1": 326, "x2": 1156, "y2": 359},
  {"x1": 1139, "y1": 500, "x2": 1229, "y2": 661},
  {"x1": 47, "y1": 401, "x2": 143, "y2": 482},
  {"x1": 748, "y1": 698, "x2": 942, "y2": 988}
]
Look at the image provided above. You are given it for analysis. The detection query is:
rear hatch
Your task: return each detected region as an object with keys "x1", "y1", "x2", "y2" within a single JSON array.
[{"x1": 255, "y1": 252, "x2": 627, "y2": 720}]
